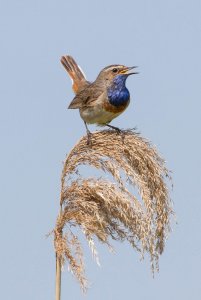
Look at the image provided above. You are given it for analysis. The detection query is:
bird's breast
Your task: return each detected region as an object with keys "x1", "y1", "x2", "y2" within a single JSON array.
[
  {"x1": 103, "y1": 96, "x2": 130, "y2": 113},
  {"x1": 105, "y1": 87, "x2": 130, "y2": 113}
]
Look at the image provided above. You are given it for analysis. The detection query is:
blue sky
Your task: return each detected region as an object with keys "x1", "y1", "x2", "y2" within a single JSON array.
[{"x1": 0, "y1": 0, "x2": 201, "y2": 299}]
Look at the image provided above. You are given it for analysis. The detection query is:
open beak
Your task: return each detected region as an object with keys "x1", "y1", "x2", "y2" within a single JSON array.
[{"x1": 120, "y1": 66, "x2": 138, "y2": 75}]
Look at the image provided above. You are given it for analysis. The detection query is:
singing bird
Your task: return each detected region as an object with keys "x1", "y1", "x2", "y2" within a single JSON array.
[{"x1": 61, "y1": 55, "x2": 137, "y2": 144}]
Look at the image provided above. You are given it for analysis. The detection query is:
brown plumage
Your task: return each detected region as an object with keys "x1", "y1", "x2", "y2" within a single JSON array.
[{"x1": 61, "y1": 55, "x2": 137, "y2": 144}]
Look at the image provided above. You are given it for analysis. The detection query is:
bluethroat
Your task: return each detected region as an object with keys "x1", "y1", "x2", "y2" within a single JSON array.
[{"x1": 61, "y1": 55, "x2": 137, "y2": 144}]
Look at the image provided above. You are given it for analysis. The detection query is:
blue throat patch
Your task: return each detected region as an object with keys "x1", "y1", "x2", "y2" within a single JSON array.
[{"x1": 107, "y1": 75, "x2": 130, "y2": 106}]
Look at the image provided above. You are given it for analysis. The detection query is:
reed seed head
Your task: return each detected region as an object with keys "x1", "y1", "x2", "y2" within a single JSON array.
[{"x1": 54, "y1": 129, "x2": 174, "y2": 292}]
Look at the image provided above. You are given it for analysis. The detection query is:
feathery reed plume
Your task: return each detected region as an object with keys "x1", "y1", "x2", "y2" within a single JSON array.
[{"x1": 54, "y1": 129, "x2": 173, "y2": 293}]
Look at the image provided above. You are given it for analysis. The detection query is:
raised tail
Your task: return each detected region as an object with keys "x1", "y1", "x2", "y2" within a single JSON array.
[{"x1": 61, "y1": 55, "x2": 88, "y2": 94}]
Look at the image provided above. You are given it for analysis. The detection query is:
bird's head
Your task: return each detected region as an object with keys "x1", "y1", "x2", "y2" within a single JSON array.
[{"x1": 96, "y1": 64, "x2": 138, "y2": 86}]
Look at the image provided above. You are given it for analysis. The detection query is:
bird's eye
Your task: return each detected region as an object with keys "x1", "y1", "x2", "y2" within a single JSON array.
[{"x1": 112, "y1": 68, "x2": 118, "y2": 73}]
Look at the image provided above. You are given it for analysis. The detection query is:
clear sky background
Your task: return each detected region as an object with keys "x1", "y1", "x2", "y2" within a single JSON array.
[{"x1": 0, "y1": 0, "x2": 201, "y2": 299}]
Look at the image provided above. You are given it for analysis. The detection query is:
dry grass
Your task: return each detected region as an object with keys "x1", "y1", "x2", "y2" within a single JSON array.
[{"x1": 54, "y1": 129, "x2": 173, "y2": 292}]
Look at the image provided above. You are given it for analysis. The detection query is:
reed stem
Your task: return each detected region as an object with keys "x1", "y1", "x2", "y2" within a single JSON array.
[
  {"x1": 55, "y1": 204, "x2": 63, "y2": 300},
  {"x1": 55, "y1": 253, "x2": 61, "y2": 300}
]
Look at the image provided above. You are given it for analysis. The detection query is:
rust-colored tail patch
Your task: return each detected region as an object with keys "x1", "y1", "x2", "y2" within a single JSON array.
[{"x1": 61, "y1": 55, "x2": 87, "y2": 93}]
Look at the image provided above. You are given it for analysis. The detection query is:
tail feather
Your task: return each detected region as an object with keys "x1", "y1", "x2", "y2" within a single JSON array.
[{"x1": 61, "y1": 55, "x2": 88, "y2": 93}]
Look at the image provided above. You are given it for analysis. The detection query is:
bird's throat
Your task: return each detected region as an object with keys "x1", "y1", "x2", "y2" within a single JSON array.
[{"x1": 107, "y1": 75, "x2": 130, "y2": 107}]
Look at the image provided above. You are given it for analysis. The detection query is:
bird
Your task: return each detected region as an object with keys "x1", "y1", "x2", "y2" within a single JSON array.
[{"x1": 61, "y1": 55, "x2": 137, "y2": 144}]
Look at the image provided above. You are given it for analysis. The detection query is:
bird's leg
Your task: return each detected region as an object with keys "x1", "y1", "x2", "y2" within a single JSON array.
[
  {"x1": 84, "y1": 121, "x2": 92, "y2": 146},
  {"x1": 106, "y1": 124, "x2": 122, "y2": 133},
  {"x1": 106, "y1": 124, "x2": 125, "y2": 143}
]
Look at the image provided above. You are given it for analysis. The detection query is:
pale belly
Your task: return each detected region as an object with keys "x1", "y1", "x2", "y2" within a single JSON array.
[
  {"x1": 80, "y1": 105, "x2": 122, "y2": 125},
  {"x1": 79, "y1": 91, "x2": 130, "y2": 125}
]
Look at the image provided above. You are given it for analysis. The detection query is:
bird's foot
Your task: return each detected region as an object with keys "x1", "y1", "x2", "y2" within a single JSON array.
[
  {"x1": 84, "y1": 121, "x2": 93, "y2": 146},
  {"x1": 106, "y1": 124, "x2": 126, "y2": 143},
  {"x1": 86, "y1": 131, "x2": 92, "y2": 146},
  {"x1": 106, "y1": 124, "x2": 122, "y2": 133}
]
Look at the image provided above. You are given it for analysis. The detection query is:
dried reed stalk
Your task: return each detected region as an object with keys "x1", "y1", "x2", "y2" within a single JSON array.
[
  {"x1": 55, "y1": 206, "x2": 62, "y2": 300},
  {"x1": 55, "y1": 253, "x2": 61, "y2": 300},
  {"x1": 54, "y1": 129, "x2": 173, "y2": 293}
]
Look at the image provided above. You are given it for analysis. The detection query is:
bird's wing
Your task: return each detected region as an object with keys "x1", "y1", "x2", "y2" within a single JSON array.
[
  {"x1": 61, "y1": 55, "x2": 90, "y2": 94},
  {"x1": 68, "y1": 83, "x2": 104, "y2": 109}
]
